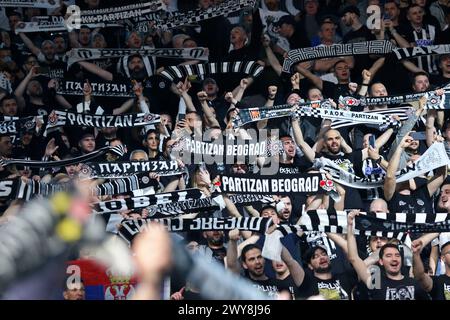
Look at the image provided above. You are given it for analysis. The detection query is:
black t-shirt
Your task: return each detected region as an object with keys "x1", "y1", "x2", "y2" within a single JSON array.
[
  {"x1": 248, "y1": 277, "x2": 291, "y2": 299},
  {"x1": 277, "y1": 275, "x2": 298, "y2": 299},
  {"x1": 322, "y1": 81, "x2": 351, "y2": 102},
  {"x1": 368, "y1": 275, "x2": 430, "y2": 300},
  {"x1": 388, "y1": 181, "x2": 433, "y2": 214},
  {"x1": 430, "y1": 274, "x2": 450, "y2": 300},
  {"x1": 297, "y1": 270, "x2": 357, "y2": 300}
]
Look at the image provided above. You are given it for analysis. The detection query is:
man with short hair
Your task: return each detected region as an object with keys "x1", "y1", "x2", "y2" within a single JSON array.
[
  {"x1": 78, "y1": 132, "x2": 96, "y2": 155},
  {"x1": 347, "y1": 211, "x2": 430, "y2": 300},
  {"x1": 63, "y1": 280, "x2": 86, "y2": 300},
  {"x1": 0, "y1": 95, "x2": 18, "y2": 116}
]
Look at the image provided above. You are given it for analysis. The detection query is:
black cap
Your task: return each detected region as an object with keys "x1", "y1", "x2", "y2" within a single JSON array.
[
  {"x1": 77, "y1": 128, "x2": 95, "y2": 142},
  {"x1": 275, "y1": 15, "x2": 296, "y2": 27},
  {"x1": 340, "y1": 5, "x2": 360, "y2": 17},
  {"x1": 304, "y1": 244, "x2": 328, "y2": 262}
]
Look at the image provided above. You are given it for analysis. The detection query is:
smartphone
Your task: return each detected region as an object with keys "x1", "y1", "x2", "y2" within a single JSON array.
[
  {"x1": 410, "y1": 131, "x2": 427, "y2": 140},
  {"x1": 369, "y1": 134, "x2": 376, "y2": 148},
  {"x1": 383, "y1": 12, "x2": 391, "y2": 20},
  {"x1": 178, "y1": 113, "x2": 185, "y2": 121}
]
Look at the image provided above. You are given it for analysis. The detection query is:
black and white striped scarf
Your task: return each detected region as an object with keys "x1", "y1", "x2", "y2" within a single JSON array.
[
  {"x1": 79, "y1": 160, "x2": 184, "y2": 179},
  {"x1": 315, "y1": 142, "x2": 449, "y2": 189},
  {"x1": 66, "y1": 47, "x2": 209, "y2": 67},
  {"x1": 0, "y1": 116, "x2": 43, "y2": 135},
  {"x1": 160, "y1": 61, "x2": 264, "y2": 82},
  {"x1": 57, "y1": 80, "x2": 134, "y2": 98},
  {"x1": 278, "y1": 210, "x2": 450, "y2": 247},
  {"x1": 118, "y1": 216, "x2": 273, "y2": 244},
  {"x1": 1, "y1": 0, "x2": 59, "y2": 8},
  {"x1": 282, "y1": 40, "x2": 396, "y2": 73},
  {"x1": 92, "y1": 188, "x2": 207, "y2": 214},
  {"x1": 45, "y1": 110, "x2": 160, "y2": 133},
  {"x1": 0, "y1": 145, "x2": 126, "y2": 168},
  {"x1": 152, "y1": 0, "x2": 256, "y2": 30}
]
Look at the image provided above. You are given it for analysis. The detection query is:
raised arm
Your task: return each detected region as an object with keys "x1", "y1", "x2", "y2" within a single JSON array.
[
  {"x1": 77, "y1": 61, "x2": 113, "y2": 81},
  {"x1": 226, "y1": 229, "x2": 241, "y2": 274},
  {"x1": 281, "y1": 245, "x2": 305, "y2": 287},
  {"x1": 262, "y1": 35, "x2": 282, "y2": 76},
  {"x1": 295, "y1": 62, "x2": 323, "y2": 91},
  {"x1": 384, "y1": 134, "x2": 412, "y2": 201},
  {"x1": 347, "y1": 210, "x2": 371, "y2": 286},
  {"x1": 197, "y1": 91, "x2": 220, "y2": 128},
  {"x1": 14, "y1": 67, "x2": 37, "y2": 109},
  {"x1": 291, "y1": 114, "x2": 315, "y2": 162},
  {"x1": 18, "y1": 31, "x2": 41, "y2": 56},
  {"x1": 113, "y1": 98, "x2": 134, "y2": 115},
  {"x1": 412, "y1": 238, "x2": 435, "y2": 292}
]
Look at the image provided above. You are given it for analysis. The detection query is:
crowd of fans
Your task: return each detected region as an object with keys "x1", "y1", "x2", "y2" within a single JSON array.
[{"x1": 1, "y1": 0, "x2": 450, "y2": 300}]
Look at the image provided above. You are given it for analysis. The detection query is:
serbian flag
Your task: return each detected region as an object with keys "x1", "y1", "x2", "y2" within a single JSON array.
[{"x1": 66, "y1": 259, "x2": 138, "y2": 300}]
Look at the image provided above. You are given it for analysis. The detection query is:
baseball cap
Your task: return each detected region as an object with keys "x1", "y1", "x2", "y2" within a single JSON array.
[
  {"x1": 202, "y1": 77, "x2": 217, "y2": 86},
  {"x1": 275, "y1": 15, "x2": 296, "y2": 27},
  {"x1": 305, "y1": 244, "x2": 328, "y2": 262},
  {"x1": 340, "y1": 5, "x2": 360, "y2": 17}
]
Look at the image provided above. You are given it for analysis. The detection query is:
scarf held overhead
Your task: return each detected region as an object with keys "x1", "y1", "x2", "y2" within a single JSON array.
[
  {"x1": 57, "y1": 80, "x2": 134, "y2": 97},
  {"x1": 218, "y1": 173, "x2": 326, "y2": 195},
  {"x1": 1, "y1": 0, "x2": 60, "y2": 8},
  {"x1": 0, "y1": 145, "x2": 126, "y2": 168},
  {"x1": 66, "y1": 47, "x2": 209, "y2": 67},
  {"x1": 118, "y1": 216, "x2": 273, "y2": 244},
  {"x1": 79, "y1": 160, "x2": 184, "y2": 179}
]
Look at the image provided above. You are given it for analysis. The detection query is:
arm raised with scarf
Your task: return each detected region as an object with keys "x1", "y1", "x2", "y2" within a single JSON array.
[
  {"x1": 291, "y1": 113, "x2": 315, "y2": 162},
  {"x1": 198, "y1": 91, "x2": 220, "y2": 128},
  {"x1": 384, "y1": 134, "x2": 413, "y2": 201},
  {"x1": 280, "y1": 245, "x2": 305, "y2": 287},
  {"x1": 386, "y1": 97, "x2": 425, "y2": 169}
]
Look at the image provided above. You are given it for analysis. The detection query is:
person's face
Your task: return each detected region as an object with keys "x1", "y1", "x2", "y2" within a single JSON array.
[
  {"x1": 1, "y1": 98, "x2": 18, "y2": 116},
  {"x1": 440, "y1": 55, "x2": 450, "y2": 74},
  {"x1": 384, "y1": 2, "x2": 400, "y2": 20},
  {"x1": 309, "y1": 248, "x2": 331, "y2": 273},
  {"x1": 129, "y1": 57, "x2": 144, "y2": 73},
  {"x1": 281, "y1": 137, "x2": 295, "y2": 159},
  {"x1": 369, "y1": 236, "x2": 388, "y2": 252},
  {"x1": 363, "y1": 134, "x2": 371, "y2": 149},
  {"x1": 186, "y1": 113, "x2": 201, "y2": 129},
  {"x1": 27, "y1": 80, "x2": 43, "y2": 97},
  {"x1": 334, "y1": 62, "x2": 350, "y2": 81},
  {"x1": 264, "y1": 0, "x2": 279, "y2": 11},
  {"x1": 441, "y1": 244, "x2": 450, "y2": 267},
  {"x1": 93, "y1": 35, "x2": 107, "y2": 48},
  {"x1": 380, "y1": 247, "x2": 402, "y2": 276},
  {"x1": 9, "y1": 15, "x2": 20, "y2": 31},
  {"x1": 341, "y1": 12, "x2": 354, "y2": 26},
  {"x1": 65, "y1": 164, "x2": 80, "y2": 177},
  {"x1": 145, "y1": 133, "x2": 159, "y2": 151},
  {"x1": 369, "y1": 200, "x2": 388, "y2": 214},
  {"x1": 413, "y1": 0, "x2": 426, "y2": 7},
  {"x1": 287, "y1": 93, "x2": 301, "y2": 105},
  {"x1": 183, "y1": 39, "x2": 197, "y2": 48},
  {"x1": 230, "y1": 27, "x2": 246, "y2": 45},
  {"x1": 199, "y1": 0, "x2": 213, "y2": 9},
  {"x1": 127, "y1": 32, "x2": 142, "y2": 48},
  {"x1": 0, "y1": 136, "x2": 12, "y2": 157},
  {"x1": 272, "y1": 260, "x2": 288, "y2": 274},
  {"x1": 131, "y1": 151, "x2": 148, "y2": 161},
  {"x1": 1, "y1": 31, "x2": 11, "y2": 48},
  {"x1": 279, "y1": 196, "x2": 292, "y2": 220},
  {"x1": 42, "y1": 42, "x2": 55, "y2": 61},
  {"x1": 54, "y1": 37, "x2": 66, "y2": 53},
  {"x1": 24, "y1": 56, "x2": 39, "y2": 72},
  {"x1": 79, "y1": 136, "x2": 95, "y2": 153},
  {"x1": 324, "y1": 130, "x2": 341, "y2": 154},
  {"x1": 0, "y1": 49, "x2": 12, "y2": 63},
  {"x1": 204, "y1": 231, "x2": 224, "y2": 246},
  {"x1": 407, "y1": 6, "x2": 424, "y2": 25},
  {"x1": 308, "y1": 88, "x2": 323, "y2": 101},
  {"x1": 305, "y1": 0, "x2": 319, "y2": 15},
  {"x1": 413, "y1": 75, "x2": 429, "y2": 92},
  {"x1": 203, "y1": 81, "x2": 218, "y2": 96},
  {"x1": 405, "y1": 134, "x2": 420, "y2": 151},
  {"x1": 320, "y1": 22, "x2": 335, "y2": 42},
  {"x1": 21, "y1": 132, "x2": 32, "y2": 145},
  {"x1": 261, "y1": 208, "x2": 280, "y2": 224},
  {"x1": 437, "y1": 184, "x2": 450, "y2": 211},
  {"x1": 243, "y1": 248, "x2": 265, "y2": 277},
  {"x1": 278, "y1": 23, "x2": 292, "y2": 37},
  {"x1": 64, "y1": 283, "x2": 86, "y2": 300},
  {"x1": 79, "y1": 28, "x2": 91, "y2": 46},
  {"x1": 232, "y1": 163, "x2": 248, "y2": 174},
  {"x1": 370, "y1": 83, "x2": 388, "y2": 97}
]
